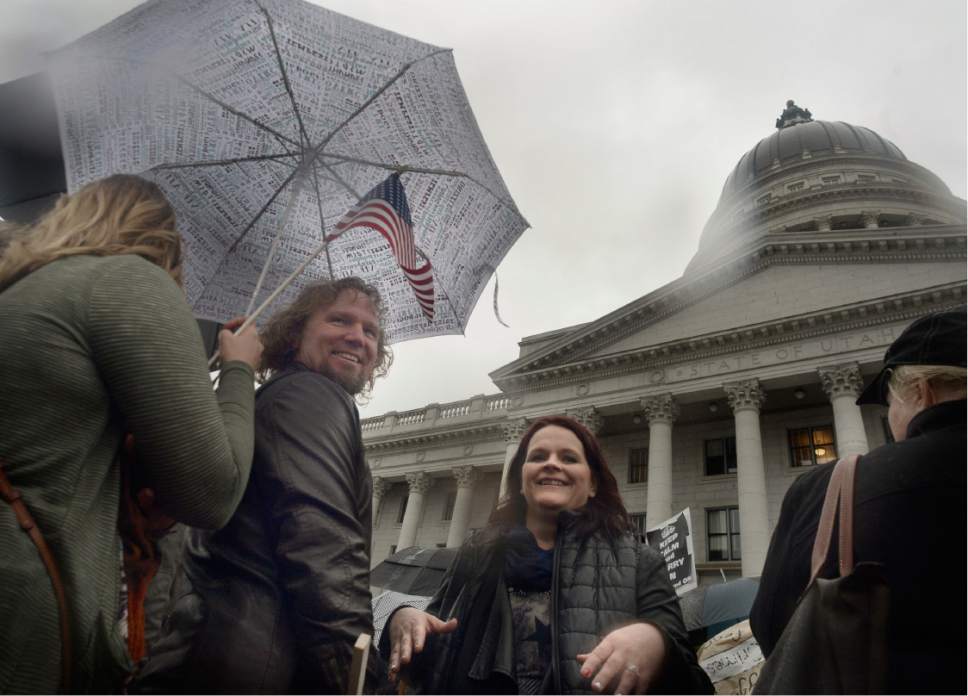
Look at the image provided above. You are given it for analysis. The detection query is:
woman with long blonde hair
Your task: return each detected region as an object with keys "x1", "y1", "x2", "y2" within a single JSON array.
[{"x1": 0, "y1": 174, "x2": 262, "y2": 693}]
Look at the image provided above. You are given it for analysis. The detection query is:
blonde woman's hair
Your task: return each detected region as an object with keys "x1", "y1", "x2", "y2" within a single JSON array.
[
  {"x1": 0, "y1": 174, "x2": 181, "y2": 291},
  {"x1": 887, "y1": 364, "x2": 968, "y2": 402}
]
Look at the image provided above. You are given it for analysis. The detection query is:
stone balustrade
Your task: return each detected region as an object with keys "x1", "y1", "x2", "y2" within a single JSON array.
[{"x1": 361, "y1": 392, "x2": 513, "y2": 435}]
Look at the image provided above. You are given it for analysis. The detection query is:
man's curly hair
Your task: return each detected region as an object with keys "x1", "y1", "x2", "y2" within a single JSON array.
[{"x1": 258, "y1": 277, "x2": 392, "y2": 398}]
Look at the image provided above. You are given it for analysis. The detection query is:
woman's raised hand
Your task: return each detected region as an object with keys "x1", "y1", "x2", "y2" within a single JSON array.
[
  {"x1": 387, "y1": 607, "x2": 458, "y2": 682},
  {"x1": 576, "y1": 622, "x2": 667, "y2": 695},
  {"x1": 217, "y1": 316, "x2": 263, "y2": 371}
]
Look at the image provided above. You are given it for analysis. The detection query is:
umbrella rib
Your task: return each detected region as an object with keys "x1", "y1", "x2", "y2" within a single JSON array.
[
  {"x1": 254, "y1": 1, "x2": 311, "y2": 149},
  {"x1": 313, "y1": 48, "x2": 453, "y2": 152},
  {"x1": 194, "y1": 162, "x2": 302, "y2": 304},
  {"x1": 323, "y1": 154, "x2": 530, "y2": 227},
  {"x1": 308, "y1": 162, "x2": 335, "y2": 278},
  {"x1": 168, "y1": 71, "x2": 302, "y2": 151},
  {"x1": 151, "y1": 152, "x2": 299, "y2": 171},
  {"x1": 318, "y1": 161, "x2": 362, "y2": 200},
  {"x1": 92, "y1": 54, "x2": 304, "y2": 149}
]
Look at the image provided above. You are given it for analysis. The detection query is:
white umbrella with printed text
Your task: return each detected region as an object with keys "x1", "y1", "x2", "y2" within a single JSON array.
[{"x1": 48, "y1": 0, "x2": 527, "y2": 342}]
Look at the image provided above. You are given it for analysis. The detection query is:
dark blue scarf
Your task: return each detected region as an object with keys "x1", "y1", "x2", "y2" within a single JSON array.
[{"x1": 503, "y1": 526, "x2": 553, "y2": 592}]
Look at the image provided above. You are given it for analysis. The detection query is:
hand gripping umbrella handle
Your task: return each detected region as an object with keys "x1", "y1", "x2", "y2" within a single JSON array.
[{"x1": 207, "y1": 234, "x2": 332, "y2": 370}]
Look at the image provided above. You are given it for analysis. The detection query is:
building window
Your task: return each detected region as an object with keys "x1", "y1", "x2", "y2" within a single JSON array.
[
  {"x1": 821, "y1": 175, "x2": 842, "y2": 185},
  {"x1": 442, "y1": 490, "x2": 457, "y2": 521},
  {"x1": 435, "y1": 543, "x2": 446, "y2": 548},
  {"x1": 396, "y1": 496, "x2": 408, "y2": 524},
  {"x1": 704, "y1": 437, "x2": 737, "y2": 476},
  {"x1": 788, "y1": 425, "x2": 838, "y2": 467},
  {"x1": 856, "y1": 173, "x2": 877, "y2": 183},
  {"x1": 389, "y1": 545, "x2": 397, "y2": 556},
  {"x1": 707, "y1": 507, "x2": 741, "y2": 561},
  {"x1": 628, "y1": 447, "x2": 648, "y2": 484},
  {"x1": 756, "y1": 193, "x2": 772, "y2": 206},
  {"x1": 630, "y1": 513, "x2": 648, "y2": 542},
  {"x1": 787, "y1": 181, "x2": 805, "y2": 192}
]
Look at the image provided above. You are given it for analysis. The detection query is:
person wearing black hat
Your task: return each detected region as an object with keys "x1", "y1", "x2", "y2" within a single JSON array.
[{"x1": 750, "y1": 309, "x2": 966, "y2": 694}]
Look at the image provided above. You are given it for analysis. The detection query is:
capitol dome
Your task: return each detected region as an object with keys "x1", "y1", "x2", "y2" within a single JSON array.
[{"x1": 689, "y1": 107, "x2": 966, "y2": 271}]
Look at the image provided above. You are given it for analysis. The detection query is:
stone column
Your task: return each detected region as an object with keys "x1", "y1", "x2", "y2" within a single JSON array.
[
  {"x1": 396, "y1": 472, "x2": 433, "y2": 550},
  {"x1": 818, "y1": 363, "x2": 870, "y2": 457},
  {"x1": 372, "y1": 476, "x2": 388, "y2": 527},
  {"x1": 724, "y1": 379, "x2": 770, "y2": 577},
  {"x1": 641, "y1": 394, "x2": 679, "y2": 530},
  {"x1": 498, "y1": 418, "x2": 529, "y2": 499},
  {"x1": 446, "y1": 466, "x2": 480, "y2": 548}
]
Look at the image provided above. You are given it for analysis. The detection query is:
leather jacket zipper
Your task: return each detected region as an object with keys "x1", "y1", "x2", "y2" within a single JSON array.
[{"x1": 550, "y1": 538, "x2": 562, "y2": 693}]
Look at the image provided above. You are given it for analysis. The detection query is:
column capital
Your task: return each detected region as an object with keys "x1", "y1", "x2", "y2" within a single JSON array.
[
  {"x1": 405, "y1": 471, "x2": 434, "y2": 495},
  {"x1": 502, "y1": 417, "x2": 530, "y2": 444},
  {"x1": 452, "y1": 465, "x2": 480, "y2": 489},
  {"x1": 372, "y1": 476, "x2": 388, "y2": 499},
  {"x1": 640, "y1": 393, "x2": 679, "y2": 425},
  {"x1": 565, "y1": 406, "x2": 603, "y2": 434},
  {"x1": 724, "y1": 379, "x2": 766, "y2": 413},
  {"x1": 818, "y1": 362, "x2": 864, "y2": 399}
]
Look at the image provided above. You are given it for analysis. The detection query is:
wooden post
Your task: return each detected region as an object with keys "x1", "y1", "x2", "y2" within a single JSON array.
[{"x1": 347, "y1": 633, "x2": 371, "y2": 695}]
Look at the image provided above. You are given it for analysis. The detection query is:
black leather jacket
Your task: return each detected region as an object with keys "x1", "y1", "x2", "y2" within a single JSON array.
[
  {"x1": 137, "y1": 365, "x2": 386, "y2": 693},
  {"x1": 385, "y1": 515, "x2": 712, "y2": 694}
]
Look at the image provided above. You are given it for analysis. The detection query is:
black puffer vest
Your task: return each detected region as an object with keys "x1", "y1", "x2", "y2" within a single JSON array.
[{"x1": 392, "y1": 514, "x2": 711, "y2": 694}]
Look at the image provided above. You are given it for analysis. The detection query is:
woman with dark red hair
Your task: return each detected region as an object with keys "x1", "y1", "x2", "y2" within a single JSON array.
[{"x1": 382, "y1": 415, "x2": 711, "y2": 695}]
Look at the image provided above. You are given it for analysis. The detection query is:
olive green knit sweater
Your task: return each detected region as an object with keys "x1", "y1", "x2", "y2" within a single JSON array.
[{"x1": 0, "y1": 255, "x2": 255, "y2": 693}]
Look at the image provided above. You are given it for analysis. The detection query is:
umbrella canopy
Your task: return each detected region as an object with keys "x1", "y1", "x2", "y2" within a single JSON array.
[
  {"x1": 47, "y1": 0, "x2": 527, "y2": 341},
  {"x1": 369, "y1": 545, "x2": 457, "y2": 596},
  {"x1": 679, "y1": 577, "x2": 760, "y2": 634}
]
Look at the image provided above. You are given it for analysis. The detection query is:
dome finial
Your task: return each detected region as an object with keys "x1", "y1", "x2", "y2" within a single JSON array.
[{"x1": 775, "y1": 100, "x2": 813, "y2": 129}]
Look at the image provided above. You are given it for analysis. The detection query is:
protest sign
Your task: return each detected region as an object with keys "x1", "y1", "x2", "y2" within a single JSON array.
[{"x1": 646, "y1": 508, "x2": 697, "y2": 596}]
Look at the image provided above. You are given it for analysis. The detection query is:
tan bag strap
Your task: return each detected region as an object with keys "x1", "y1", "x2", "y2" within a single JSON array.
[
  {"x1": 0, "y1": 461, "x2": 73, "y2": 693},
  {"x1": 809, "y1": 454, "x2": 860, "y2": 583}
]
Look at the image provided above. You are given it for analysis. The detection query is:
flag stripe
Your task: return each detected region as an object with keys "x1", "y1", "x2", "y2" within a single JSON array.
[{"x1": 329, "y1": 174, "x2": 434, "y2": 319}]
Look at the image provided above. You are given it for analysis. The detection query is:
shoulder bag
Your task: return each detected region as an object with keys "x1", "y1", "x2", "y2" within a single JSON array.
[
  {"x1": 753, "y1": 455, "x2": 890, "y2": 694},
  {"x1": 0, "y1": 460, "x2": 73, "y2": 693}
]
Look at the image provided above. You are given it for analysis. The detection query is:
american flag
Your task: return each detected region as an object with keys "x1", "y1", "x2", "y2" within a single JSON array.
[{"x1": 325, "y1": 173, "x2": 434, "y2": 320}]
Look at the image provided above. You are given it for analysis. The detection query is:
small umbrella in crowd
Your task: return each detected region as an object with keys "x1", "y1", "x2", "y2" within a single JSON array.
[
  {"x1": 42, "y1": 0, "x2": 528, "y2": 341},
  {"x1": 369, "y1": 546, "x2": 456, "y2": 645},
  {"x1": 369, "y1": 545, "x2": 457, "y2": 597},
  {"x1": 679, "y1": 576, "x2": 760, "y2": 640}
]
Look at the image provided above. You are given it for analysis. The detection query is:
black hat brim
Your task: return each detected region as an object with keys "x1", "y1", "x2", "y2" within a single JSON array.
[{"x1": 856, "y1": 367, "x2": 890, "y2": 406}]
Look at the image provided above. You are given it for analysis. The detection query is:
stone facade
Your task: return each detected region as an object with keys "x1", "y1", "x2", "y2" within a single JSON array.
[{"x1": 363, "y1": 117, "x2": 967, "y2": 584}]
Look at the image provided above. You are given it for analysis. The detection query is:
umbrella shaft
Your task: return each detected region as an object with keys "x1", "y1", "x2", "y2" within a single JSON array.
[{"x1": 245, "y1": 169, "x2": 309, "y2": 316}]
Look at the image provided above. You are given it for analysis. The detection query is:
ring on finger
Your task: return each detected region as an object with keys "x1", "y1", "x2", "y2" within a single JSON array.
[{"x1": 625, "y1": 663, "x2": 639, "y2": 674}]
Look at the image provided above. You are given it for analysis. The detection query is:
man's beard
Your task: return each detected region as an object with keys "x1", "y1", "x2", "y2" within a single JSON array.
[{"x1": 319, "y1": 363, "x2": 368, "y2": 396}]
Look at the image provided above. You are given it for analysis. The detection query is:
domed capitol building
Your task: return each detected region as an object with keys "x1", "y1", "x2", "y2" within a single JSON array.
[{"x1": 363, "y1": 105, "x2": 967, "y2": 583}]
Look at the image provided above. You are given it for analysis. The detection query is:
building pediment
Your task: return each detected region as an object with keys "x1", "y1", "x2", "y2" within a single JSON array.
[{"x1": 490, "y1": 226, "x2": 965, "y2": 391}]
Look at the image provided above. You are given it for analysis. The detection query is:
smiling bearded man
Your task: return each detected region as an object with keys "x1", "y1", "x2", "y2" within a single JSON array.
[{"x1": 136, "y1": 278, "x2": 392, "y2": 695}]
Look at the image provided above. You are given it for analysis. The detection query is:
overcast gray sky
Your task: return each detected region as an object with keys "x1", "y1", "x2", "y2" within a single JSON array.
[{"x1": 3, "y1": 0, "x2": 965, "y2": 417}]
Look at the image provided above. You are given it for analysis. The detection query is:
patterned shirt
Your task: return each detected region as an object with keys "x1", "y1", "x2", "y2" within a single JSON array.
[{"x1": 508, "y1": 587, "x2": 552, "y2": 695}]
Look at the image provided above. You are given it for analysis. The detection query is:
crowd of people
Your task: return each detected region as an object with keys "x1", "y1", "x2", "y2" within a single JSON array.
[{"x1": 0, "y1": 174, "x2": 964, "y2": 694}]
